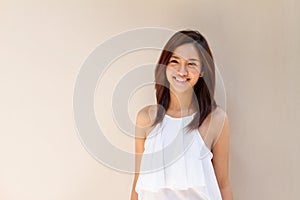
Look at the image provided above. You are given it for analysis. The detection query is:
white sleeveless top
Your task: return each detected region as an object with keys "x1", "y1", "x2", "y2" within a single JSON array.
[{"x1": 135, "y1": 112, "x2": 222, "y2": 200}]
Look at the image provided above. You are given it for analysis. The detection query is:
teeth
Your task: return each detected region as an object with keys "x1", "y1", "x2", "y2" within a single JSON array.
[{"x1": 174, "y1": 77, "x2": 188, "y2": 82}]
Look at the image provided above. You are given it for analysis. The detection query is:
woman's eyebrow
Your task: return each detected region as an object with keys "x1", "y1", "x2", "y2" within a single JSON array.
[
  {"x1": 170, "y1": 55, "x2": 180, "y2": 59},
  {"x1": 189, "y1": 58, "x2": 201, "y2": 62},
  {"x1": 171, "y1": 55, "x2": 200, "y2": 62}
]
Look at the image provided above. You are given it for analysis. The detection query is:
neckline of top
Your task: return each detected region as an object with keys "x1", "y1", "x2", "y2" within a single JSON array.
[{"x1": 165, "y1": 112, "x2": 197, "y2": 120}]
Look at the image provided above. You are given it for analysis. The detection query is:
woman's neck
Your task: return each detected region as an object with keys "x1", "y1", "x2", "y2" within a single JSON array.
[{"x1": 168, "y1": 89, "x2": 196, "y2": 114}]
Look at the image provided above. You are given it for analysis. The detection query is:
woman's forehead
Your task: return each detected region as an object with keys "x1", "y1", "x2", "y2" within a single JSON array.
[{"x1": 171, "y1": 43, "x2": 200, "y2": 61}]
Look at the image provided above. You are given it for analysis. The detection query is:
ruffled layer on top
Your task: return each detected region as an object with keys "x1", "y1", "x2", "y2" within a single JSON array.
[
  {"x1": 136, "y1": 187, "x2": 211, "y2": 200},
  {"x1": 135, "y1": 115, "x2": 222, "y2": 200}
]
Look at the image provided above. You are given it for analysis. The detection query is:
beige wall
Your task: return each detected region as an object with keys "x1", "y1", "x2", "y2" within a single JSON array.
[{"x1": 0, "y1": 0, "x2": 299, "y2": 199}]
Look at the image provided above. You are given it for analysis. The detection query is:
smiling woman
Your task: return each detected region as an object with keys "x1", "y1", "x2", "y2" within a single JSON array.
[
  {"x1": 166, "y1": 43, "x2": 202, "y2": 93},
  {"x1": 130, "y1": 30, "x2": 233, "y2": 200}
]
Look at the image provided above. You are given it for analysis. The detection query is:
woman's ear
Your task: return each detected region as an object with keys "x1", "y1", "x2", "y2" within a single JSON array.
[{"x1": 199, "y1": 71, "x2": 204, "y2": 77}]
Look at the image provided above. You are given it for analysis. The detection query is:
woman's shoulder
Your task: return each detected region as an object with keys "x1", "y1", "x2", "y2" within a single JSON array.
[
  {"x1": 209, "y1": 106, "x2": 229, "y2": 130},
  {"x1": 136, "y1": 104, "x2": 159, "y2": 129},
  {"x1": 199, "y1": 106, "x2": 229, "y2": 150},
  {"x1": 201, "y1": 106, "x2": 228, "y2": 125},
  {"x1": 213, "y1": 106, "x2": 228, "y2": 120}
]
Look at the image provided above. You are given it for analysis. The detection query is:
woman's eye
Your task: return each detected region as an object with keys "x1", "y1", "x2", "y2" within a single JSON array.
[
  {"x1": 169, "y1": 60, "x2": 178, "y2": 63},
  {"x1": 188, "y1": 63, "x2": 197, "y2": 66}
]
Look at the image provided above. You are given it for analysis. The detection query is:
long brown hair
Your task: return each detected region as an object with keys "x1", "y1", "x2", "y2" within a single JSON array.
[{"x1": 153, "y1": 30, "x2": 218, "y2": 132}]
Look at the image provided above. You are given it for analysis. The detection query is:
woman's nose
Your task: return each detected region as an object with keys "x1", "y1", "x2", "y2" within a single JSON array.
[{"x1": 178, "y1": 63, "x2": 188, "y2": 75}]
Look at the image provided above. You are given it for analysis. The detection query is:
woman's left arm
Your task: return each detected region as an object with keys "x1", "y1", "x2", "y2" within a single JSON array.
[{"x1": 212, "y1": 112, "x2": 234, "y2": 200}]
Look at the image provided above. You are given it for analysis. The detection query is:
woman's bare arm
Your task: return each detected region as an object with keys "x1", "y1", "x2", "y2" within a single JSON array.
[
  {"x1": 212, "y1": 110, "x2": 234, "y2": 200},
  {"x1": 130, "y1": 106, "x2": 155, "y2": 200}
]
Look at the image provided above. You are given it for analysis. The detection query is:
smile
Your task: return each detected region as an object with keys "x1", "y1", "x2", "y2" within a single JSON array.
[{"x1": 173, "y1": 76, "x2": 190, "y2": 83}]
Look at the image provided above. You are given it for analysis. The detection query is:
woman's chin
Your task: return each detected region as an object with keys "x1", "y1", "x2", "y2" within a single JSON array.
[{"x1": 169, "y1": 83, "x2": 193, "y2": 93}]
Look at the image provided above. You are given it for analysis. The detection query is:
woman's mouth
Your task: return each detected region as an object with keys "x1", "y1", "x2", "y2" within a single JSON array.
[{"x1": 173, "y1": 76, "x2": 190, "y2": 83}]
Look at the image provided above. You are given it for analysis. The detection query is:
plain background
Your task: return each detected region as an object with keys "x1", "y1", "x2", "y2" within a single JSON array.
[{"x1": 0, "y1": 0, "x2": 299, "y2": 199}]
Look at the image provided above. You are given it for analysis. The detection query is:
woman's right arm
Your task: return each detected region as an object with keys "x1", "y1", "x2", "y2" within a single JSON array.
[{"x1": 130, "y1": 107, "x2": 153, "y2": 200}]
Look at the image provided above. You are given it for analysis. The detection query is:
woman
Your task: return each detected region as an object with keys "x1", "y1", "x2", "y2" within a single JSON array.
[{"x1": 130, "y1": 30, "x2": 233, "y2": 200}]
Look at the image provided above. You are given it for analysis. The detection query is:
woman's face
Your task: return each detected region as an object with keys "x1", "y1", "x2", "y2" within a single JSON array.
[{"x1": 166, "y1": 43, "x2": 202, "y2": 93}]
